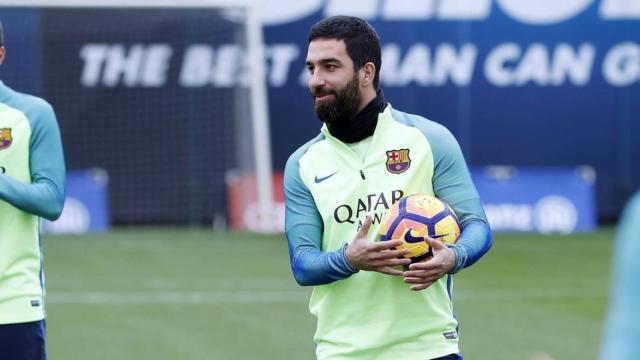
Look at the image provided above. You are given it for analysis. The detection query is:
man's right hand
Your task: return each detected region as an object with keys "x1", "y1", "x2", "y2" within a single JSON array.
[{"x1": 345, "y1": 216, "x2": 412, "y2": 276}]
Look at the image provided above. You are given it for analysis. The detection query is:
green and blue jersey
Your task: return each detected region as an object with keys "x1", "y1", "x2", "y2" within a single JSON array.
[
  {"x1": 284, "y1": 105, "x2": 491, "y2": 359},
  {"x1": 0, "y1": 81, "x2": 65, "y2": 324}
]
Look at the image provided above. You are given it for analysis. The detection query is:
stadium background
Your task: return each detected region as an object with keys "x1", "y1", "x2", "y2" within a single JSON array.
[
  {"x1": 2, "y1": 1, "x2": 639, "y2": 226},
  {"x1": 0, "y1": 1, "x2": 638, "y2": 359}
]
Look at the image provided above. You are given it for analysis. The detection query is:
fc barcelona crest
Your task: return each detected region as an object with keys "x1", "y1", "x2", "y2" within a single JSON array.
[
  {"x1": 386, "y1": 149, "x2": 411, "y2": 174},
  {"x1": 0, "y1": 128, "x2": 12, "y2": 150}
]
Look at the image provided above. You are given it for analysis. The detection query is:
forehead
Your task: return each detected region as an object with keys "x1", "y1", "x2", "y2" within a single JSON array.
[{"x1": 306, "y1": 38, "x2": 350, "y2": 64}]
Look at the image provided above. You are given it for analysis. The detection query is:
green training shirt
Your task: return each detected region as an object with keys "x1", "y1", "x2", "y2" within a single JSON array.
[
  {"x1": 285, "y1": 104, "x2": 492, "y2": 359},
  {"x1": 0, "y1": 81, "x2": 65, "y2": 324}
]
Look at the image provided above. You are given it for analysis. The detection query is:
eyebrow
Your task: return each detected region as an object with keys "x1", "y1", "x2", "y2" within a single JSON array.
[{"x1": 305, "y1": 58, "x2": 342, "y2": 67}]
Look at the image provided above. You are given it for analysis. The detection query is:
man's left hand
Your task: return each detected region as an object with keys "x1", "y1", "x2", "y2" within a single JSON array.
[{"x1": 403, "y1": 237, "x2": 456, "y2": 291}]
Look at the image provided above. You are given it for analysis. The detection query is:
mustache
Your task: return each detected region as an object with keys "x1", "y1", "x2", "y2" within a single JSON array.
[{"x1": 311, "y1": 86, "x2": 337, "y2": 98}]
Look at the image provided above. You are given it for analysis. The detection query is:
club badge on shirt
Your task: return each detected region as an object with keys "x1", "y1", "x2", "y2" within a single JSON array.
[
  {"x1": 0, "y1": 128, "x2": 12, "y2": 150},
  {"x1": 385, "y1": 149, "x2": 411, "y2": 174}
]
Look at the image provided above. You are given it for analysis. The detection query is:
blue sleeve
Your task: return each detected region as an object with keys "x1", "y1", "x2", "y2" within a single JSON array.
[
  {"x1": 600, "y1": 192, "x2": 640, "y2": 359},
  {"x1": 284, "y1": 145, "x2": 358, "y2": 286},
  {"x1": 0, "y1": 101, "x2": 65, "y2": 221},
  {"x1": 394, "y1": 109, "x2": 492, "y2": 274},
  {"x1": 428, "y1": 124, "x2": 492, "y2": 273}
]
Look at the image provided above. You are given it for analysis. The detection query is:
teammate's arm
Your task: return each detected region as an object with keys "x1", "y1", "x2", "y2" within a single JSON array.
[
  {"x1": 600, "y1": 193, "x2": 640, "y2": 359},
  {"x1": 0, "y1": 102, "x2": 65, "y2": 220}
]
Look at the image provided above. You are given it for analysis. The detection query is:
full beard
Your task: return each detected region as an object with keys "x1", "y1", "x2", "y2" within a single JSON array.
[{"x1": 313, "y1": 75, "x2": 362, "y2": 125}]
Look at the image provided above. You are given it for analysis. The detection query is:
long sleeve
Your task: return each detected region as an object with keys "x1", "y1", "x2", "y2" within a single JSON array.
[
  {"x1": 423, "y1": 119, "x2": 493, "y2": 273},
  {"x1": 284, "y1": 146, "x2": 358, "y2": 286},
  {"x1": 0, "y1": 100, "x2": 65, "y2": 221}
]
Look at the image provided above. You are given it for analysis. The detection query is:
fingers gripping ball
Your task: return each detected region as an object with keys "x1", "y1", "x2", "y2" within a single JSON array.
[{"x1": 378, "y1": 194, "x2": 460, "y2": 263}]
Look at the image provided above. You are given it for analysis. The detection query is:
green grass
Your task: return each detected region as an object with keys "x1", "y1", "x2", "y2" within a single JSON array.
[
  {"x1": 44, "y1": 229, "x2": 614, "y2": 360},
  {"x1": 455, "y1": 231, "x2": 612, "y2": 359}
]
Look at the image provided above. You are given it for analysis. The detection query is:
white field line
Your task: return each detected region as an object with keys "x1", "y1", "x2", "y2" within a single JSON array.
[
  {"x1": 47, "y1": 290, "x2": 309, "y2": 304},
  {"x1": 46, "y1": 289, "x2": 603, "y2": 304}
]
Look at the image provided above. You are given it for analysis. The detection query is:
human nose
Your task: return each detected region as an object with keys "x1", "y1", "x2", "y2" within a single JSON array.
[{"x1": 308, "y1": 69, "x2": 326, "y2": 89}]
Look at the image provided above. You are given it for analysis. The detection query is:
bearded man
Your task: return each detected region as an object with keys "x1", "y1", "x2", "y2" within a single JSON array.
[{"x1": 284, "y1": 16, "x2": 492, "y2": 360}]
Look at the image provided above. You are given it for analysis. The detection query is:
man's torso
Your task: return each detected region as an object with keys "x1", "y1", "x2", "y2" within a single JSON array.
[
  {"x1": 0, "y1": 87, "x2": 46, "y2": 324},
  {"x1": 294, "y1": 106, "x2": 460, "y2": 359}
]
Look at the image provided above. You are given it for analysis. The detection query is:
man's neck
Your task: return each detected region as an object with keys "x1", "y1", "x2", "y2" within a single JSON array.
[
  {"x1": 326, "y1": 89, "x2": 386, "y2": 144},
  {"x1": 355, "y1": 89, "x2": 377, "y2": 114}
]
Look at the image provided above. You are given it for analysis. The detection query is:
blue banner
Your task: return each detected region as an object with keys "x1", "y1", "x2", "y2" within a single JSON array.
[
  {"x1": 471, "y1": 166, "x2": 596, "y2": 233},
  {"x1": 261, "y1": 0, "x2": 640, "y2": 220},
  {"x1": 43, "y1": 169, "x2": 110, "y2": 234}
]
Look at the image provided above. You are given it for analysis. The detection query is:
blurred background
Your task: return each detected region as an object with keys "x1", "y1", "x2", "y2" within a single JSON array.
[{"x1": 0, "y1": 0, "x2": 638, "y2": 359}]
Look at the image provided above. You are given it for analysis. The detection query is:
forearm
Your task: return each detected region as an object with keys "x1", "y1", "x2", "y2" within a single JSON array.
[
  {"x1": 0, "y1": 175, "x2": 64, "y2": 220},
  {"x1": 0, "y1": 98, "x2": 66, "y2": 221},
  {"x1": 283, "y1": 151, "x2": 360, "y2": 286},
  {"x1": 290, "y1": 242, "x2": 358, "y2": 286},
  {"x1": 448, "y1": 219, "x2": 493, "y2": 274},
  {"x1": 287, "y1": 224, "x2": 358, "y2": 286}
]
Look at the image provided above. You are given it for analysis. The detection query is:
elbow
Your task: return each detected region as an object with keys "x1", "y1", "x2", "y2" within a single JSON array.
[
  {"x1": 473, "y1": 221, "x2": 493, "y2": 259},
  {"x1": 42, "y1": 206, "x2": 63, "y2": 221},
  {"x1": 43, "y1": 195, "x2": 65, "y2": 221},
  {"x1": 484, "y1": 224, "x2": 494, "y2": 254},
  {"x1": 35, "y1": 180, "x2": 65, "y2": 221},
  {"x1": 290, "y1": 247, "x2": 322, "y2": 286},
  {"x1": 291, "y1": 259, "x2": 331, "y2": 286},
  {"x1": 469, "y1": 218, "x2": 494, "y2": 253},
  {"x1": 294, "y1": 277, "x2": 314, "y2": 287},
  {"x1": 292, "y1": 267, "x2": 316, "y2": 287}
]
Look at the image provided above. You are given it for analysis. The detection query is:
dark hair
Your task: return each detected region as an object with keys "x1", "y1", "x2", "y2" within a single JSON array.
[
  {"x1": 0, "y1": 21, "x2": 4, "y2": 47},
  {"x1": 308, "y1": 16, "x2": 381, "y2": 89}
]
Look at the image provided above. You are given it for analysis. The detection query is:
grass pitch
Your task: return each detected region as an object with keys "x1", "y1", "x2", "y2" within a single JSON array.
[{"x1": 44, "y1": 228, "x2": 613, "y2": 359}]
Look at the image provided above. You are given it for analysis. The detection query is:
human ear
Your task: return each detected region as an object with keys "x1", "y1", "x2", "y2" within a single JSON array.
[{"x1": 360, "y1": 62, "x2": 376, "y2": 87}]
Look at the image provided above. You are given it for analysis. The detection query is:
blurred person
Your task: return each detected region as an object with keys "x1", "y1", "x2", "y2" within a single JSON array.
[
  {"x1": 600, "y1": 192, "x2": 640, "y2": 359},
  {"x1": 0, "y1": 21, "x2": 65, "y2": 360},
  {"x1": 284, "y1": 16, "x2": 492, "y2": 360}
]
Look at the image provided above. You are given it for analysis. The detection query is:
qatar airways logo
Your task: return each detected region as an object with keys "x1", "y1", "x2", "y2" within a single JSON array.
[
  {"x1": 257, "y1": 0, "x2": 640, "y2": 26},
  {"x1": 334, "y1": 190, "x2": 404, "y2": 228}
]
